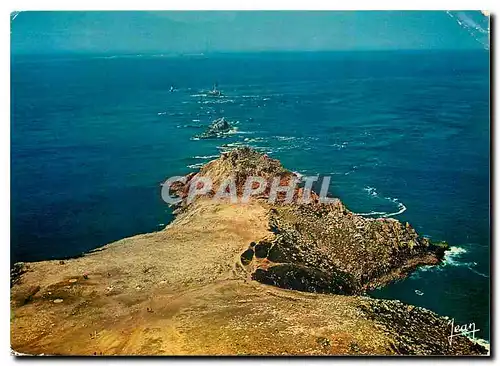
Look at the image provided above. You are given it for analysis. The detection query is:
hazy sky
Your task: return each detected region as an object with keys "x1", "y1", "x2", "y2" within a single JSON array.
[{"x1": 11, "y1": 11, "x2": 489, "y2": 54}]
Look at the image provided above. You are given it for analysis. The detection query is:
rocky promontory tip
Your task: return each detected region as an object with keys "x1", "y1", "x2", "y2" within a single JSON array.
[
  {"x1": 10, "y1": 147, "x2": 487, "y2": 356},
  {"x1": 168, "y1": 147, "x2": 449, "y2": 294}
]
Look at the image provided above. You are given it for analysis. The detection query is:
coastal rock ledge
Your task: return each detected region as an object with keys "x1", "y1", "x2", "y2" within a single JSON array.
[{"x1": 11, "y1": 148, "x2": 487, "y2": 356}]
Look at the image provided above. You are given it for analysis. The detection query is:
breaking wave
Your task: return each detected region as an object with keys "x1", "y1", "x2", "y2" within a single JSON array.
[
  {"x1": 364, "y1": 186, "x2": 378, "y2": 197},
  {"x1": 410, "y1": 246, "x2": 488, "y2": 279},
  {"x1": 357, "y1": 187, "x2": 487, "y2": 277},
  {"x1": 192, "y1": 155, "x2": 219, "y2": 160},
  {"x1": 443, "y1": 246, "x2": 467, "y2": 266},
  {"x1": 186, "y1": 162, "x2": 205, "y2": 169},
  {"x1": 442, "y1": 246, "x2": 489, "y2": 278}
]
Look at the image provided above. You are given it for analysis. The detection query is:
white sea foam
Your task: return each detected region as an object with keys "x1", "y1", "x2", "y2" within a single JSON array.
[
  {"x1": 331, "y1": 142, "x2": 348, "y2": 150},
  {"x1": 186, "y1": 162, "x2": 205, "y2": 169},
  {"x1": 363, "y1": 186, "x2": 378, "y2": 197},
  {"x1": 443, "y1": 246, "x2": 467, "y2": 266},
  {"x1": 357, "y1": 187, "x2": 407, "y2": 218},
  {"x1": 243, "y1": 137, "x2": 265, "y2": 143},
  {"x1": 357, "y1": 210, "x2": 388, "y2": 217},
  {"x1": 201, "y1": 99, "x2": 235, "y2": 105},
  {"x1": 383, "y1": 198, "x2": 407, "y2": 217},
  {"x1": 217, "y1": 143, "x2": 268, "y2": 153},
  {"x1": 274, "y1": 136, "x2": 297, "y2": 141},
  {"x1": 344, "y1": 166, "x2": 358, "y2": 175},
  {"x1": 409, "y1": 245, "x2": 488, "y2": 280},
  {"x1": 357, "y1": 204, "x2": 406, "y2": 218},
  {"x1": 468, "y1": 267, "x2": 489, "y2": 278},
  {"x1": 416, "y1": 265, "x2": 433, "y2": 272},
  {"x1": 232, "y1": 131, "x2": 254, "y2": 136},
  {"x1": 216, "y1": 142, "x2": 243, "y2": 151},
  {"x1": 441, "y1": 247, "x2": 489, "y2": 278},
  {"x1": 192, "y1": 155, "x2": 219, "y2": 160}
]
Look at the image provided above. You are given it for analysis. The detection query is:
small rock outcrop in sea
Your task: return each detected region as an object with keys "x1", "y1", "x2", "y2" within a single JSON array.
[
  {"x1": 10, "y1": 147, "x2": 487, "y2": 356},
  {"x1": 194, "y1": 117, "x2": 234, "y2": 139}
]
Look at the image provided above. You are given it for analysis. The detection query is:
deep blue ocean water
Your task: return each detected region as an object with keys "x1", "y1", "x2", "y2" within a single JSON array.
[{"x1": 11, "y1": 51, "x2": 490, "y2": 339}]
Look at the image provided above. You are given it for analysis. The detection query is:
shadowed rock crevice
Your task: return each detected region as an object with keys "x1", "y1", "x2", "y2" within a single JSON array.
[
  {"x1": 252, "y1": 264, "x2": 357, "y2": 295},
  {"x1": 254, "y1": 242, "x2": 272, "y2": 258},
  {"x1": 240, "y1": 249, "x2": 254, "y2": 266}
]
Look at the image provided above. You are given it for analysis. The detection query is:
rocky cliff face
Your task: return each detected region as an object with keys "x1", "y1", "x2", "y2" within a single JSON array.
[
  {"x1": 194, "y1": 117, "x2": 234, "y2": 139},
  {"x1": 247, "y1": 204, "x2": 446, "y2": 294},
  {"x1": 10, "y1": 148, "x2": 487, "y2": 356},
  {"x1": 171, "y1": 147, "x2": 448, "y2": 295}
]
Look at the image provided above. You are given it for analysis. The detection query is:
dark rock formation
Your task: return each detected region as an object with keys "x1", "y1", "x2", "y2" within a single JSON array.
[{"x1": 247, "y1": 204, "x2": 447, "y2": 293}]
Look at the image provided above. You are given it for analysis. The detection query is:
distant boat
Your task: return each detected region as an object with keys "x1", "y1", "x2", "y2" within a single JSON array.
[
  {"x1": 208, "y1": 83, "x2": 222, "y2": 97},
  {"x1": 169, "y1": 85, "x2": 176, "y2": 92}
]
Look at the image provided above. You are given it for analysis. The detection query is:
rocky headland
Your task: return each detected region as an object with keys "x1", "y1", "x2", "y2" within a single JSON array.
[{"x1": 10, "y1": 148, "x2": 488, "y2": 356}]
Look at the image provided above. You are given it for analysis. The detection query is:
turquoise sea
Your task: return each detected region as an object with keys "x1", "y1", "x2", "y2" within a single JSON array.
[{"x1": 11, "y1": 50, "x2": 490, "y2": 339}]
